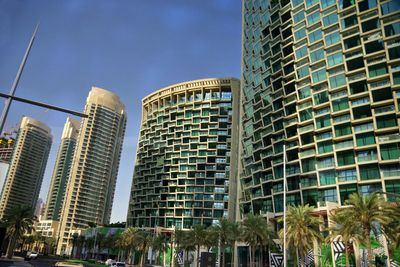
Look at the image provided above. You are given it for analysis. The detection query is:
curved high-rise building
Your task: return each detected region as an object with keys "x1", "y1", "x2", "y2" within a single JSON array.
[
  {"x1": 44, "y1": 117, "x2": 80, "y2": 221},
  {"x1": 240, "y1": 0, "x2": 400, "y2": 217},
  {"x1": 127, "y1": 78, "x2": 240, "y2": 229},
  {"x1": 0, "y1": 117, "x2": 52, "y2": 219},
  {"x1": 57, "y1": 87, "x2": 126, "y2": 255}
]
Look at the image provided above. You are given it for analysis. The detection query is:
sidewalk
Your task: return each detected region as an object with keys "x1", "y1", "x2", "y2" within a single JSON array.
[{"x1": 0, "y1": 256, "x2": 32, "y2": 267}]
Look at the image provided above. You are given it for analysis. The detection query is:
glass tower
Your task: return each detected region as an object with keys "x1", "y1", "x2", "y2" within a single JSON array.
[
  {"x1": 0, "y1": 117, "x2": 52, "y2": 219},
  {"x1": 240, "y1": 0, "x2": 400, "y2": 216},
  {"x1": 127, "y1": 78, "x2": 241, "y2": 229},
  {"x1": 57, "y1": 87, "x2": 126, "y2": 255},
  {"x1": 44, "y1": 117, "x2": 80, "y2": 221}
]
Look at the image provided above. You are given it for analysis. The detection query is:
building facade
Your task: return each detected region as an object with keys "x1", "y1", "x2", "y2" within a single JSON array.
[
  {"x1": 57, "y1": 87, "x2": 126, "y2": 255},
  {"x1": 0, "y1": 138, "x2": 15, "y2": 163},
  {"x1": 0, "y1": 117, "x2": 52, "y2": 219},
  {"x1": 126, "y1": 78, "x2": 241, "y2": 229},
  {"x1": 44, "y1": 117, "x2": 80, "y2": 221},
  {"x1": 240, "y1": 0, "x2": 400, "y2": 216}
]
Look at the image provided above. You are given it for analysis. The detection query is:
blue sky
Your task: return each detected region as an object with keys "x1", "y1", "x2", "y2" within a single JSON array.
[{"x1": 0, "y1": 0, "x2": 242, "y2": 222}]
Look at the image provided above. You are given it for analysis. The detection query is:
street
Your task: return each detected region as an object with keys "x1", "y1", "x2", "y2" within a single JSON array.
[{"x1": 0, "y1": 255, "x2": 65, "y2": 267}]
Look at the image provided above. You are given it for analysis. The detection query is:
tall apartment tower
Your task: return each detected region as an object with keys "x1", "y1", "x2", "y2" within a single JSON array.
[
  {"x1": 240, "y1": 0, "x2": 400, "y2": 218},
  {"x1": 57, "y1": 87, "x2": 126, "y2": 255},
  {"x1": 44, "y1": 117, "x2": 80, "y2": 221},
  {"x1": 126, "y1": 78, "x2": 241, "y2": 229},
  {"x1": 0, "y1": 117, "x2": 52, "y2": 219}
]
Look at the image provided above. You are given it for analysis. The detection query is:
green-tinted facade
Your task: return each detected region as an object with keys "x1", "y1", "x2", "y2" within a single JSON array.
[
  {"x1": 127, "y1": 78, "x2": 241, "y2": 229},
  {"x1": 240, "y1": 0, "x2": 400, "y2": 216}
]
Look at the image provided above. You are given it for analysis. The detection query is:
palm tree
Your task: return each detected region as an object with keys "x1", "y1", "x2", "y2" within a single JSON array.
[
  {"x1": 329, "y1": 210, "x2": 363, "y2": 267},
  {"x1": 175, "y1": 229, "x2": 195, "y2": 266},
  {"x1": 95, "y1": 232, "x2": 106, "y2": 260},
  {"x1": 280, "y1": 204, "x2": 323, "y2": 267},
  {"x1": 70, "y1": 233, "x2": 79, "y2": 259},
  {"x1": 332, "y1": 193, "x2": 394, "y2": 265},
  {"x1": 240, "y1": 214, "x2": 275, "y2": 267},
  {"x1": 213, "y1": 218, "x2": 239, "y2": 267},
  {"x1": 133, "y1": 230, "x2": 152, "y2": 267},
  {"x1": 3, "y1": 205, "x2": 36, "y2": 259},
  {"x1": 121, "y1": 227, "x2": 138, "y2": 264},
  {"x1": 191, "y1": 225, "x2": 208, "y2": 267},
  {"x1": 152, "y1": 233, "x2": 169, "y2": 265}
]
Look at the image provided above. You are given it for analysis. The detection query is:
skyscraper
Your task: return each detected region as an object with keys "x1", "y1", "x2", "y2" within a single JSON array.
[
  {"x1": 240, "y1": 0, "x2": 400, "y2": 216},
  {"x1": 44, "y1": 117, "x2": 80, "y2": 221},
  {"x1": 126, "y1": 78, "x2": 241, "y2": 229},
  {"x1": 57, "y1": 87, "x2": 126, "y2": 255},
  {"x1": 0, "y1": 117, "x2": 52, "y2": 219}
]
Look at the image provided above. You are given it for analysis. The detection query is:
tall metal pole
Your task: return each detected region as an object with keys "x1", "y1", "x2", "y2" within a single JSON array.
[
  {"x1": 283, "y1": 144, "x2": 287, "y2": 267},
  {"x1": 0, "y1": 23, "x2": 39, "y2": 134}
]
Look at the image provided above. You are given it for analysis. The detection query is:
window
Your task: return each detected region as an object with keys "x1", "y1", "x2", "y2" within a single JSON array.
[
  {"x1": 339, "y1": 0, "x2": 355, "y2": 9},
  {"x1": 337, "y1": 151, "x2": 355, "y2": 166},
  {"x1": 303, "y1": 189, "x2": 318, "y2": 206},
  {"x1": 300, "y1": 109, "x2": 313, "y2": 121},
  {"x1": 357, "y1": 150, "x2": 377, "y2": 162},
  {"x1": 330, "y1": 74, "x2": 346, "y2": 89},
  {"x1": 338, "y1": 169, "x2": 357, "y2": 181},
  {"x1": 310, "y1": 49, "x2": 325, "y2": 63},
  {"x1": 295, "y1": 28, "x2": 307, "y2": 41},
  {"x1": 314, "y1": 91, "x2": 329, "y2": 105},
  {"x1": 327, "y1": 52, "x2": 343, "y2": 67},
  {"x1": 341, "y1": 15, "x2": 358, "y2": 29},
  {"x1": 321, "y1": 0, "x2": 335, "y2": 9},
  {"x1": 335, "y1": 123, "x2": 352, "y2": 137},
  {"x1": 385, "y1": 22, "x2": 400, "y2": 37},
  {"x1": 393, "y1": 73, "x2": 400, "y2": 85},
  {"x1": 365, "y1": 40, "x2": 384, "y2": 54},
  {"x1": 381, "y1": 0, "x2": 400, "y2": 15},
  {"x1": 325, "y1": 31, "x2": 340, "y2": 46},
  {"x1": 323, "y1": 13, "x2": 338, "y2": 27},
  {"x1": 344, "y1": 36, "x2": 361, "y2": 49},
  {"x1": 312, "y1": 68, "x2": 327, "y2": 83},
  {"x1": 380, "y1": 143, "x2": 400, "y2": 160},
  {"x1": 368, "y1": 64, "x2": 388, "y2": 77},
  {"x1": 292, "y1": 0, "x2": 303, "y2": 7},
  {"x1": 299, "y1": 86, "x2": 311, "y2": 99},
  {"x1": 306, "y1": 0, "x2": 319, "y2": 7},
  {"x1": 296, "y1": 46, "x2": 308, "y2": 59},
  {"x1": 358, "y1": 0, "x2": 377, "y2": 12},
  {"x1": 309, "y1": 29, "x2": 322, "y2": 43},
  {"x1": 359, "y1": 164, "x2": 380, "y2": 180},
  {"x1": 307, "y1": 12, "x2": 320, "y2": 25},
  {"x1": 297, "y1": 65, "x2": 310, "y2": 79},
  {"x1": 320, "y1": 188, "x2": 337, "y2": 203},
  {"x1": 382, "y1": 164, "x2": 400, "y2": 177},
  {"x1": 356, "y1": 133, "x2": 376, "y2": 146},
  {"x1": 293, "y1": 11, "x2": 305, "y2": 24},
  {"x1": 362, "y1": 18, "x2": 379, "y2": 32},
  {"x1": 318, "y1": 141, "x2": 333, "y2": 154},
  {"x1": 302, "y1": 158, "x2": 316, "y2": 172},
  {"x1": 319, "y1": 170, "x2": 336, "y2": 185},
  {"x1": 386, "y1": 180, "x2": 400, "y2": 201},
  {"x1": 376, "y1": 114, "x2": 397, "y2": 129},
  {"x1": 389, "y1": 47, "x2": 400, "y2": 60},
  {"x1": 316, "y1": 115, "x2": 331, "y2": 129},
  {"x1": 318, "y1": 157, "x2": 335, "y2": 168},
  {"x1": 340, "y1": 184, "x2": 358, "y2": 204},
  {"x1": 332, "y1": 98, "x2": 349, "y2": 112},
  {"x1": 359, "y1": 184, "x2": 382, "y2": 196}
]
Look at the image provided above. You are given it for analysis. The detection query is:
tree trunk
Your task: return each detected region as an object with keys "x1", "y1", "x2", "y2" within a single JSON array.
[
  {"x1": 6, "y1": 234, "x2": 17, "y2": 259},
  {"x1": 251, "y1": 246, "x2": 256, "y2": 267},
  {"x1": 196, "y1": 245, "x2": 200, "y2": 267},
  {"x1": 222, "y1": 246, "x2": 225, "y2": 267},
  {"x1": 345, "y1": 243, "x2": 350, "y2": 267},
  {"x1": 140, "y1": 251, "x2": 145, "y2": 267},
  {"x1": 230, "y1": 242, "x2": 235, "y2": 267},
  {"x1": 365, "y1": 228, "x2": 373, "y2": 266}
]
